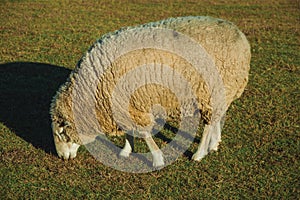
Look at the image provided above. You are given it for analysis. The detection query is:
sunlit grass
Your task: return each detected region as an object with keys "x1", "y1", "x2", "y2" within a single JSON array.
[{"x1": 0, "y1": 0, "x2": 299, "y2": 199}]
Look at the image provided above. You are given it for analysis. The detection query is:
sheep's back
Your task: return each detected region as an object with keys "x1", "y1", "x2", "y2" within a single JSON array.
[{"x1": 52, "y1": 16, "x2": 250, "y2": 137}]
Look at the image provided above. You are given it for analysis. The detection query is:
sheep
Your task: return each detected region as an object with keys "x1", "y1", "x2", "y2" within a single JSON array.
[{"x1": 50, "y1": 16, "x2": 251, "y2": 168}]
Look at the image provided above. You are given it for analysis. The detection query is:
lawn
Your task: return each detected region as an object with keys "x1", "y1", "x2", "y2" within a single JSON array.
[{"x1": 0, "y1": 0, "x2": 299, "y2": 199}]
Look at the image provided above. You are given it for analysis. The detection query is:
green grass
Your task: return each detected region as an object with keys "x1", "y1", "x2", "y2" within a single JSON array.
[{"x1": 0, "y1": 0, "x2": 299, "y2": 199}]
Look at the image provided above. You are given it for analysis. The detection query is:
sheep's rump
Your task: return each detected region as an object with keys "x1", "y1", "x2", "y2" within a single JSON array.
[{"x1": 50, "y1": 16, "x2": 250, "y2": 141}]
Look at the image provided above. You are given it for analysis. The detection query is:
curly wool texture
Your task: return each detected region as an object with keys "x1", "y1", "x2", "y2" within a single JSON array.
[{"x1": 50, "y1": 16, "x2": 250, "y2": 144}]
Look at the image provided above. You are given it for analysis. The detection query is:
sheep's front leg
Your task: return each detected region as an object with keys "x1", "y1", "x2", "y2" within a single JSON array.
[
  {"x1": 119, "y1": 133, "x2": 134, "y2": 158},
  {"x1": 144, "y1": 133, "x2": 164, "y2": 167}
]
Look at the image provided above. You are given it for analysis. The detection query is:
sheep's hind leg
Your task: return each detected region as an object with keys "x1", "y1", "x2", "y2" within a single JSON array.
[
  {"x1": 143, "y1": 132, "x2": 164, "y2": 167},
  {"x1": 208, "y1": 120, "x2": 221, "y2": 151},
  {"x1": 209, "y1": 114, "x2": 225, "y2": 151},
  {"x1": 192, "y1": 124, "x2": 212, "y2": 161},
  {"x1": 192, "y1": 119, "x2": 222, "y2": 161},
  {"x1": 119, "y1": 133, "x2": 134, "y2": 158}
]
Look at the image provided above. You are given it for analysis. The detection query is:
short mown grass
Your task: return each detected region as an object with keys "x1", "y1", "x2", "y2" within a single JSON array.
[{"x1": 0, "y1": 0, "x2": 299, "y2": 199}]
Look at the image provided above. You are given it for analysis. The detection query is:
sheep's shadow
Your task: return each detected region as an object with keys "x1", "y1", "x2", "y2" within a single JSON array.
[{"x1": 0, "y1": 62, "x2": 70, "y2": 154}]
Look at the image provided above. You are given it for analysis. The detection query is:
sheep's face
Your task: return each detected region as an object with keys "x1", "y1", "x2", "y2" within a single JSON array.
[{"x1": 52, "y1": 121, "x2": 80, "y2": 160}]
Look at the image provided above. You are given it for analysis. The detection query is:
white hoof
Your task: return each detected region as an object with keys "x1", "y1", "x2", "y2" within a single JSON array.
[
  {"x1": 191, "y1": 153, "x2": 201, "y2": 161},
  {"x1": 119, "y1": 139, "x2": 132, "y2": 158},
  {"x1": 192, "y1": 151, "x2": 207, "y2": 161},
  {"x1": 119, "y1": 149, "x2": 131, "y2": 158},
  {"x1": 152, "y1": 151, "x2": 164, "y2": 167},
  {"x1": 210, "y1": 142, "x2": 219, "y2": 152}
]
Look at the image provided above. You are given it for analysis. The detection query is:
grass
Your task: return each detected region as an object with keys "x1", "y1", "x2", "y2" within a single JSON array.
[{"x1": 0, "y1": 0, "x2": 299, "y2": 199}]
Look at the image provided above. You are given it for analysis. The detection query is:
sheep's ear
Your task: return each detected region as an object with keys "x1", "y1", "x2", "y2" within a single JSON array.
[
  {"x1": 55, "y1": 128, "x2": 71, "y2": 142},
  {"x1": 64, "y1": 121, "x2": 71, "y2": 127},
  {"x1": 57, "y1": 126, "x2": 64, "y2": 134},
  {"x1": 52, "y1": 121, "x2": 63, "y2": 139},
  {"x1": 55, "y1": 127, "x2": 64, "y2": 141},
  {"x1": 52, "y1": 121, "x2": 71, "y2": 142}
]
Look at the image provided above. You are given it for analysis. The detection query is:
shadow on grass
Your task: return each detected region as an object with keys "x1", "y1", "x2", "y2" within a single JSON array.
[
  {"x1": 0, "y1": 62, "x2": 201, "y2": 159},
  {"x1": 0, "y1": 62, "x2": 71, "y2": 154}
]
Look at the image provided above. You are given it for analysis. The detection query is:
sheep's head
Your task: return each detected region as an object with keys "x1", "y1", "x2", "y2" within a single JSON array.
[{"x1": 52, "y1": 120, "x2": 80, "y2": 160}]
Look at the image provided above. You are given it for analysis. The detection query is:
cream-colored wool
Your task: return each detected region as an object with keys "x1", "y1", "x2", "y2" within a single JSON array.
[{"x1": 50, "y1": 16, "x2": 250, "y2": 165}]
